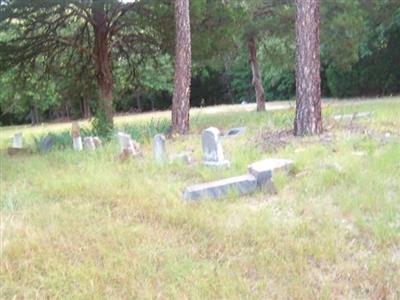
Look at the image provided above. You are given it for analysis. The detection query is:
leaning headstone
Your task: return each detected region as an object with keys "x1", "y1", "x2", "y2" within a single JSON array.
[
  {"x1": 117, "y1": 132, "x2": 140, "y2": 160},
  {"x1": 202, "y1": 127, "x2": 230, "y2": 167},
  {"x1": 12, "y1": 133, "x2": 23, "y2": 148},
  {"x1": 93, "y1": 137, "x2": 102, "y2": 148},
  {"x1": 39, "y1": 134, "x2": 54, "y2": 154},
  {"x1": 153, "y1": 134, "x2": 168, "y2": 164},
  {"x1": 183, "y1": 174, "x2": 257, "y2": 201},
  {"x1": 71, "y1": 122, "x2": 83, "y2": 151},
  {"x1": 83, "y1": 137, "x2": 96, "y2": 151}
]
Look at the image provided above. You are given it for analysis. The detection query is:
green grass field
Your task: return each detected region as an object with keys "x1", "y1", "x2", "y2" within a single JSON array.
[{"x1": 1, "y1": 98, "x2": 399, "y2": 299}]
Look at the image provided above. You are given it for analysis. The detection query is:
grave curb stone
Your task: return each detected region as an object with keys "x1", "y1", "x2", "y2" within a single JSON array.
[{"x1": 183, "y1": 174, "x2": 257, "y2": 201}]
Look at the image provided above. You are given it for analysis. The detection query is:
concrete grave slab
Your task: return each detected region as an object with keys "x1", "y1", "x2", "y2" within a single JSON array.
[
  {"x1": 248, "y1": 159, "x2": 294, "y2": 187},
  {"x1": 183, "y1": 174, "x2": 257, "y2": 201}
]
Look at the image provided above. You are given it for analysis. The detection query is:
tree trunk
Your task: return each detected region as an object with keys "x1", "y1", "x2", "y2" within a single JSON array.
[
  {"x1": 171, "y1": 0, "x2": 192, "y2": 135},
  {"x1": 135, "y1": 93, "x2": 142, "y2": 112},
  {"x1": 294, "y1": 0, "x2": 322, "y2": 136},
  {"x1": 92, "y1": 7, "x2": 113, "y2": 127},
  {"x1": 248, "y1": 35, "x2": 266, "y2": 112}
]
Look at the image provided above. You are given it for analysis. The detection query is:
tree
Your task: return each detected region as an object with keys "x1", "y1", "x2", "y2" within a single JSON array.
[
  {"x1": 0, "y1": 0, "x2": 162, "y2": 128},
  {"x1": 294, "y1": 0, "x2": 322, "y2": 136},
  {"x1": 247, "y1": 34, "x2": 266, "y2": 111},
  {"x1": 171, "y1": 0, "x2": 191, "y2": 134}
]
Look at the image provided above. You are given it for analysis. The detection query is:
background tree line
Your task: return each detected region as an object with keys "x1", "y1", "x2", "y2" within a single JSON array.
[{"x1": 0, "y1": 0, "x2": 399, "y2": 126}]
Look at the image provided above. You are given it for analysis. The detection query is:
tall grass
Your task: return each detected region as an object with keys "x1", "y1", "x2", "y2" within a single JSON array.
[{"x1": 1, "y1": 98, "x2": 399, "y2": 299}]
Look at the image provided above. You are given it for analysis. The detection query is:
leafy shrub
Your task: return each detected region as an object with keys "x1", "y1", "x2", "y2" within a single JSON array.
[
  {"x1": 33, "y1": 131, "x2": 72, "y2": 152},
  {"x1": 118, "y1": 119, "x2": 171, "y2": 143},
  {"x1": 91, "y1": 110, "x2": 113, "y2": 140}
]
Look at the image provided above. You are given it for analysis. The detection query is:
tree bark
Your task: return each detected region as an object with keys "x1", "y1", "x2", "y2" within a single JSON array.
[
  {"x1": 171, "y1": 0, "x2": 192, "y2": 135},
  {"x1": 248, "y1": 35, "x2": 266, "y2": 112},
  {"x1": 92, "y1": 6, "x2": 114, "y2": 127},
  {"x1": 294, "y1": 0, "x2": 322, "y2": 136}
]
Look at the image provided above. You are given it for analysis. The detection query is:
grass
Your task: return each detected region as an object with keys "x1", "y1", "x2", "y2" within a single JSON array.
[{"x1": 1, "y1": 97, "x2": 400, "y2": 299}]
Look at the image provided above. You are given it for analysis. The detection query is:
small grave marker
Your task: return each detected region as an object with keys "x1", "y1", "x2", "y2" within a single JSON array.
[
  {"x1": 12, "y1": 133, "x2": 23, "y2": 148},
  {"x1": 83, "y1": 137, "x2": 96, "y2": 151},
  {"x1": 71, "y1": 122, "x2": 83, "y2": 151},
  {"x1": 202, "y1": 127, "x2": 230, "y2": 167},
  {"x1": 153, "y1": 134, "x2": 168, "y2": 164}
]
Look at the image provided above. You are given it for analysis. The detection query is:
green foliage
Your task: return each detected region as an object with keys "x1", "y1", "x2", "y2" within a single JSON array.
[
  {"x1": 119, "y1": 118, "x2": 170, "y2": 143},
  {"x1": 91, "y1": 110, "x2": 114, "y2": 140},
  {"x1": 33, "y1": 132, "x2": 72, "y2": 153}
]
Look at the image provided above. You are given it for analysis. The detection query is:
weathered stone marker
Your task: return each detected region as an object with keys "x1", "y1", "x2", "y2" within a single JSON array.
[
  {"x1": 183, "y1": 158, "x2": 294, "y2": 202},
  {"x1": 225, "y1": 127, "x2": 246, "y2": 138},
  {"x1": 8, "y1": 132, "x2": 30, "y2": 155},
  {"x1": 333, "y1": 112, "x2": 372, "y2": 121},
  {"x1": 117, "y1": 132, "x2": 140, "y2": 160},
  {"x1": 183, "y1": 174, "x2": 257, "y2": 201},
  {"x1": 71, "y1": 122, "x2": 83, "y2": 151},
  {"x1": 83, "y1": 137, "x2": 96, "y2": 151},
  {"x1": 171, "y1": 152, "x2": 192, "y2": 164},
  {"x1": 248, "y1": 159, "x2": 293, "y2": 187},
  {"x1": 153, "y1": 134, "x2": 168, "y2": 164},
  {"x1": 39, "y1": 134, "x2": 54, "y2": 154},
  {"x1": 12, "y1": 133, "x2": 23, "y2": 148},
  {"x1": 93, "y1": 137, "x2": 102, "y2": 148},
  {"x1": 202, "y1": 127, "x2": 230, "y2": 167}
]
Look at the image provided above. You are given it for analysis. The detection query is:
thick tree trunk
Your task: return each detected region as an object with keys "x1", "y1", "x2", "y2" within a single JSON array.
[
  {"x1": 171, "y1": 0, "x2": 192, "y2": 135},
  {"x1": 248, "y1": 36, "x2": 266, "y2": 112},
  {"x1": 294, "y1": 0, "x2": 322, "y2": 136},
  {"x1": 93, "y1": 8, "x2": 113, "y2": 126}
]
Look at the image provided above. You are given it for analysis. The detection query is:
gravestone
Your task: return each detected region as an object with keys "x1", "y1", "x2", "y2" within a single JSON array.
[
  {"x1": 83, "y1": 137, "x2": 96, "y2": 151},
  {"x1": 171, "y1": 152, "x2": 192, "y2": 164},
  {"x1": 183, "y1": 174, "x2": 257, "y2": 201},
  {"x1": 202, "y1": 127, "x2": 230, "y2": 167},
  {"x1": 225, "y1": 127, "x2": 246, "y2": 137},
  {"x1": 12, "y1": 133, "x2": 23, "y2": 148},
  {"x1": 333, "y1": 112, "x2": 372, "y2": 121},
  {"x1": 93, "y1": 137, "x2": 102, "y2": 148},
  {"x1": 39, "y1": 134, "x2": 54, "y2": 154},
  {"x1": 153, "y1": 134, "x2": 168, "y2": 164},
  {"x1": 117, "y1": 132, "x2": 140, "y2": 159},
  {"x1": 71, "y1": 122, "x2": 83, "y2": 151}
]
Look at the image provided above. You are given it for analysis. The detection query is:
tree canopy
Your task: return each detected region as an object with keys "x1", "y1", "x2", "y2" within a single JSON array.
[{"x1": 0, "y1": 0, "x2": 399, "y2": 126}]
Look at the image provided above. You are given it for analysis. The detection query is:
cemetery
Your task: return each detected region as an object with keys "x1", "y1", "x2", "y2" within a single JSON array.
[
  {"x1": 1, "y1": 0, "x2": 399, "y2": 298},
  {"x1": 1, "y1": 99, "x2": 399, "y2": 298}
]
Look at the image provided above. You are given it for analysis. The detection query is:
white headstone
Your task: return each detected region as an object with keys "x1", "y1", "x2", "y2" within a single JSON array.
[
  {"x1": 71, "y1": 122, "x2": 83, "y2": 151},
  {"x1": 153, "y1": 134, "x2": 168, "y2": 164},
  {"x1": 73, "y1": 137, "x2": 83, "y2": 151},
  {"x1": 12, "y1": 133, "x2": 23, "y2": 148},
  {"x1": 118, "y1": 132, "x2": 139, "y2": 157},
  {"x1": 202, "y1": 127, "x2": 230, "y2": 167},
  {"x1": 83, "y1": 137, "x2": 96, "y2": 151}
]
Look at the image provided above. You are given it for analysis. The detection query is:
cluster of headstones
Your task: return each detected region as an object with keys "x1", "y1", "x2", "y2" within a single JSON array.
[{"x1": 71, "y1": 122, "x2": 102, "y2": 151}]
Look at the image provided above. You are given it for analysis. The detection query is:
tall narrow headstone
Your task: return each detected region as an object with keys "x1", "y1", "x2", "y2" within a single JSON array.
[
  {"x1": 83, "y1": 137, "x2": 96, "y2": 151},
  {"x1": 71, "y1": 122, "x2": 83, "y2": 151},
  {"x1": 202, "y1": 127, "x2": 230, "y2": 167},
  {"x1": 12, "y1": 133, "x2": 23, "y2": 148},
  {"x1": 153, "y1": 134, "x2": 168, "y2": 164}
]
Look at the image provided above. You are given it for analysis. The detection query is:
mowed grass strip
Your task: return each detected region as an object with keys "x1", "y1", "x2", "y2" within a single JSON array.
[{"x1": 1, "y1": 98, "x2": 399, "y2": 299}]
